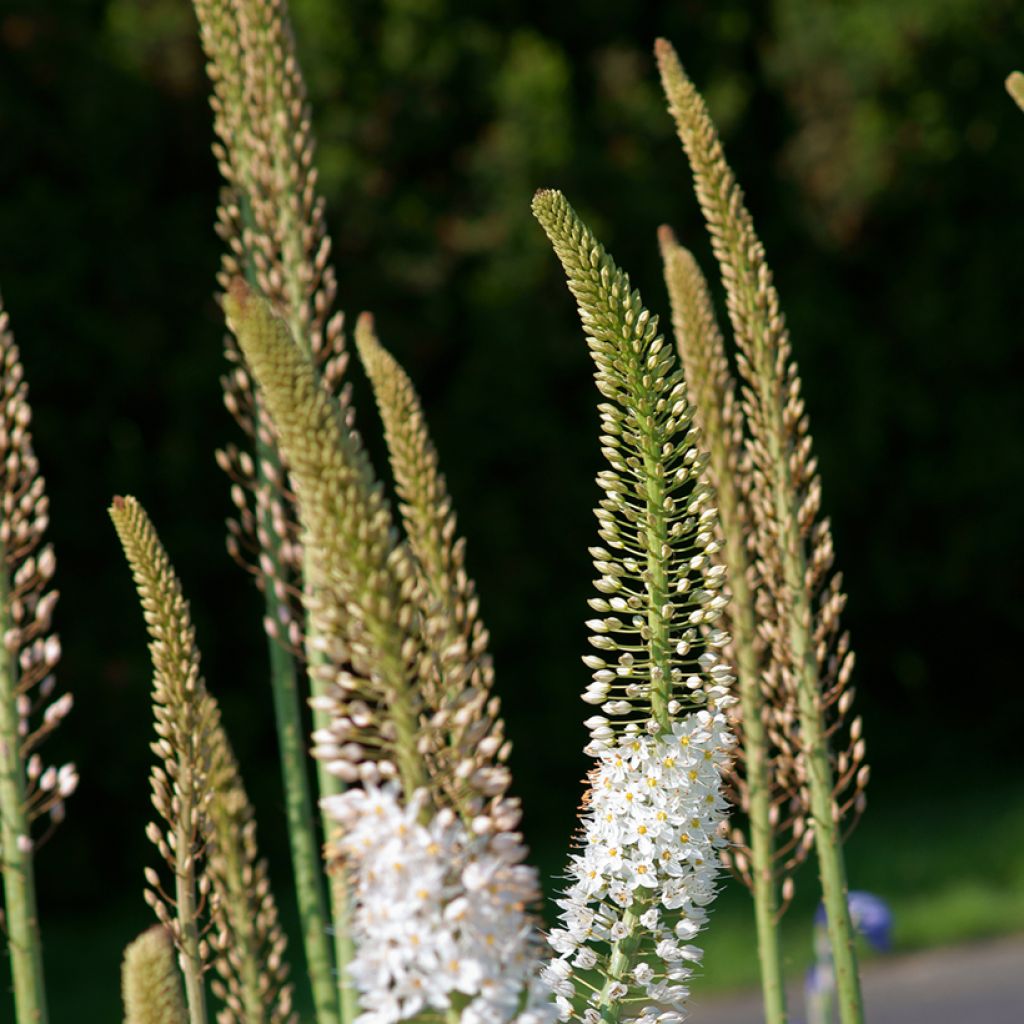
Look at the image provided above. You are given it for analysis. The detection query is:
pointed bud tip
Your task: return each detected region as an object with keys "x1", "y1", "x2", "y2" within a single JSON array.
[
  {"x1": 1007, "y1": 71, "x2": 1024, "y2": 112},
  {"x1": 531, "y1": 187, "x2": 559, "y2": 211},
  {"x1": 226, "y1": 276, "x2": 252, "y2": 307},
  {"x1": 657, "y1": 224, "x2": 678, "y2": 252}
]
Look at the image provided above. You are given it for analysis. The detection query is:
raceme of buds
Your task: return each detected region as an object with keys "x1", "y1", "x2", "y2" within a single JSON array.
[
  {"x1": 323, "y1": 784, "x2": 556, "y2": 1024},
  {"x1": 542, "y1": 689, "x2": 734, "y2": 1024}
]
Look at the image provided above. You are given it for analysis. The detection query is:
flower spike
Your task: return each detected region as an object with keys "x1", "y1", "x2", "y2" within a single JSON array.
[
  {"x1": 354, "y1": 313, "x2": 518, "y2": 834},
  {"x1": 224, "y1": 281, "x2": 428, "y2": 799},
  {"x1": 192, "y1": 1, "x2": 348, "y2": 1017},
  {"x1": 110, "y1": 495, "x2": 218, "y2": 1024},
  {"x1": 656, "y1": 37, "x2": 867, "y2": 1024},
  {"x1": 532, "y1": 189, "x2": 729, "y2": 744},
  {"x1": 532, "y1": 190, "x2": 735, "y2": 1024},
  {"x1": 0, "y1": 297, "x2": 75, "y2": 1024},
  {"x1": 658, "y1": 228, "x2": 808, "y2": 1022},
  {"x1": 111, "y1": 495, "x2": 295, "y2": 1024}
]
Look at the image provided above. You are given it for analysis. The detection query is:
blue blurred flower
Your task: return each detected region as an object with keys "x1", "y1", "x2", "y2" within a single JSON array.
[{"x1": 814, "y1": 890, "x2": 893, "y2": 951}]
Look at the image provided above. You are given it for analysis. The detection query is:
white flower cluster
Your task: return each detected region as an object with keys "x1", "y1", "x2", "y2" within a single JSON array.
[
  {"x1": 541, "y1": 688, "x2": 734, "y2": 1024},
  {"x1": 323, "y1": 785, "x2": 558, "y2": 1024}
]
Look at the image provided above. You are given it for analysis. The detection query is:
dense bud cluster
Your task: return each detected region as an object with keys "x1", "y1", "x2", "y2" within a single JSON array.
[
  {"x1": 542, "y1": 689, "x2": 734, "y2": 1023},
  {"x1": 324, "y1": 785, "x2": 556, "y2": 1024}
]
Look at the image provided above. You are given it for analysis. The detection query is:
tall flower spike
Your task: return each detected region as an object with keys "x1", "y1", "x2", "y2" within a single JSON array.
[
  {"x1": 192, "y1": 1, "x2": 347, "y2": 1019},
  {"x1": 658, "y1": 229, "x2": 807, "y2": 1023},
  {"x1": 354, "y1": 314, "x2": 518, "y2": 835},
  {"x1": 197, "y1": 0, "x2": 345, "y2": 622},
  {"x1": 205, "y1": 718, "x2": 296, "y2": 1024},
  {"x1": 532, "y1": 190, "x2": 735, "y2": 1024},
  {"x1": 110, "y1": 496, "x2": 219, "y2": 1024},
  {"x1": 0, "y1": 298, "x2": 75, "y2": 1024},
  {"x1": 122, "y1": 926, "x2": 190, "y2": 1024},
  {"x1": 656, "y1": 38, "x2": 867, "y2": 1024},
  {"x1": 112, "y1": 495, "x2": 295, "y2": 1024},
  {"x1": 224, "y1": 282, "x2": 428, "y2": 800}
]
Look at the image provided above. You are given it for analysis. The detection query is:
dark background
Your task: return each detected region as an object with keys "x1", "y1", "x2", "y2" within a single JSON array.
[{"x1": 0, "y1": 0, "x2": 1022, "y2": 1016}]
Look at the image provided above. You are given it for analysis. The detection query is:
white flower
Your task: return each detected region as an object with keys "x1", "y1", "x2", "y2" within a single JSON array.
[
  {"x1": 539, "y1": 689, "x2": 733, "y2": 1022},
  {"x1": 324, "y1": 784, "x2": 557, "y2": 1024}
]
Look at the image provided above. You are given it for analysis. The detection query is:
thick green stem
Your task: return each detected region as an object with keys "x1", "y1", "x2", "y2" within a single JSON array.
[
  {"x1": 0, "y1": 565, "x2": 48, "y2": 1024},
  {"x1": 793, "y1": 655, "x2": 862, "y2": 1024},
  {"x1": 264, "y1": 626, "x2": 340, "y2": 1024},
  {"x1": 772, "y1": 450, "x2": 862, "y2": 1024},
  {"x1": 731, "y1": 571, "x2": 786, "y2": 1024},
  {"x1": 596, "y1": 904, "x2": 643, "y2": 1024},
  {"x1": 174, "y1": 803, "x2": 208, "y2": 1024},
  {"x1": 210, "y1": 797, "x2": 265, "y2": 1023},
  {"x1": 302, "y1": 587, "x2": 356, "y2": 1024},
  {"x1": 747, "y1": 748, "x2": 787, "y2": 1023},
  {"x1": 256, "y1": 443, "x2": 341, "y2": 1024}
]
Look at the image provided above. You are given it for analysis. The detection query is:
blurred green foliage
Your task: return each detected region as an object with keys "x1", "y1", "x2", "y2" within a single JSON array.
[{"x1": 0, "y1": 0, "x2": 1022, "y2": 998}]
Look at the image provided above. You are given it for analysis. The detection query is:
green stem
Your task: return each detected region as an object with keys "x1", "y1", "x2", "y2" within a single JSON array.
[
  {"x1": 0, "y1": 561, "x2": 48, "y2": 1024},
  {"x1": 302, "y1": 589, "x2": 356, "y2": 1024},
  {"x1": 749, "y1": 785, "x2": 787, "y2": 1023},
  {"x1": 174, "y1": 800, "x2": 208, "y2": 1024},
  {"x1": 717, "y1": 474, "x2": 787, "y2": 1023},
  {"x1": 793, "y1": 655, "x2": 862, "y2": 1024},
  {"x1": 596, "y1": 904, "x2": 643, "y2": 1024},
  {"x1": 731, "y1": 568, "x2": 787, "y2": 1023},
  {"x1": 256, "y1": 439, "x2": 340, "y2": 1024},
  {"x1": 210, "y1": 795, "x2": 265, "y2": 1023},
  {"x1": 239, "y1": 180, "x2": 340, "y2": 1023},
  {"x1": 771, "y1": 442, "x2": 862, "y2": 1024}
]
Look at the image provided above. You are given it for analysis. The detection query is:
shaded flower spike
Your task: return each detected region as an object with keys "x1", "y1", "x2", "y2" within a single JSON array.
[
  {"x1": 111, "y1": 495, "x2": 218, "y2": 1024},
  {"x1": 532, "y1": 189, "x2": 736, "y2": 1024},
  {"x1": 0, "y1": 297, "x2": 75, "y2": 1024},
  {"x1": 224, "y1": 281, "x2": 428, "y2": 799},
  {"x1": 193, "y1": 1, "x2": 347, "y2": 1017},
  {"x1": 112, "y1": 495, "x2": 295, "y2": 1024},
  {"x1": 658, "y1": 228, "x2": 810, "y2": 1021},
  {"x1": 122, "y1": 926, "x2": 189, "y2": 1024},
  {"x1": 354, "y1": 314, "x2": 518, "y2": 835},
  {"x1": 656, "y1": 37, "x2": 867, "y2": 1024},
  {"x1": 197, "y1": 0, "x2": 345, "y2": 660}
]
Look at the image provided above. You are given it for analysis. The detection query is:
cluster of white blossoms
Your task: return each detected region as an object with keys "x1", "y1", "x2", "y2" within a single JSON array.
[
  {"x1": 541, "y1": 686, "x2": 735, "y2": 1024},
  {"x1": 323, "y1": 784, "x2": 558, "y2": 1024}
]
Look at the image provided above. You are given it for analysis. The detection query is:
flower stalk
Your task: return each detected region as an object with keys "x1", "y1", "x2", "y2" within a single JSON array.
[
  {"x1": 224, "y1": 282, "x2": 427, "y2": 800},
  {"x1": 658, "y1": 230, "x2": 790, "y2": 1023},
  {"x1": 193, "y1": 0, "x2": 349, "y2": 1015},
  {"x1": 656, "y1": 37, "x2": 866, "y2": 1024},
  {"x1": 353, "y1": 314, "x2": 518, "y2": 835},
  {"x1": 0, "y1": 299, "x2": 76, "y2": 1024},
  {"x1": 533, "y1": 189, "x2": 734, "y2": 1024},
  {"x1": 110, "y1": 495, "x2": 218, "y2": 1024},
  {"x1": 0, "y1": 576, "x2": 48, "y2": 1024}
]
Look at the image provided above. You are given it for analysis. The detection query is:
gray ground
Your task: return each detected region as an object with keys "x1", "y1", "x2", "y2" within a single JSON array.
[{"x1": 689, "y1": 933, "x2": 1024, "y2": 1024}]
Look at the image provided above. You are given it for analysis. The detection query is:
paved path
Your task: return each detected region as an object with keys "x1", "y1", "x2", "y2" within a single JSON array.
[{"x1": 689, "y1": 933, "x2": 1024, "y2": 1023}]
